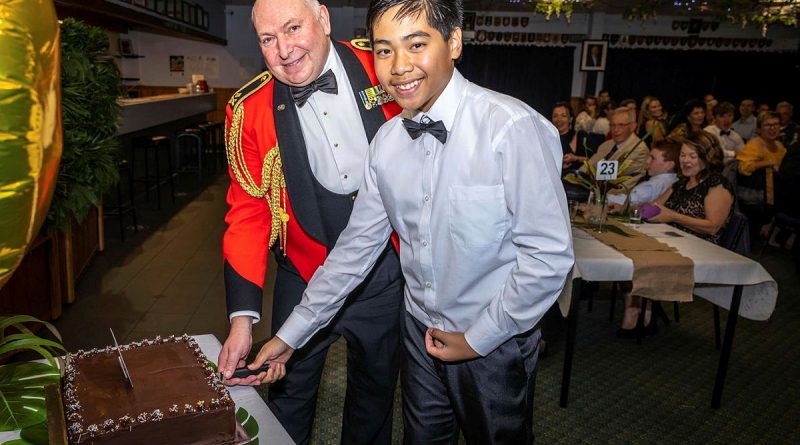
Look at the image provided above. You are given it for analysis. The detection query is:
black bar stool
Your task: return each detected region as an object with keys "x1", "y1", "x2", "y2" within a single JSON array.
[
  {"x1": 132, "y1": 135, "x2": 176, "y2": 209},
  {"x1": 103, "y1": 159, "x2": 138, "y2": 241},
  {"x1": 176, "y1": 128, "x2": 204, "y2": 182}
]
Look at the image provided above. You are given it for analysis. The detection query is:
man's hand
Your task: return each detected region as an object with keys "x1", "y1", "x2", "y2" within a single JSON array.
[
  {"x1": 219, "y1": 316, "x2": 255, "y2": 386},
  {"x1": 249, "y1": 337, "x2": 295, "y2": 384},
  {"x1": 425, "y1": 328, "x2": 480, "y2": 362}
]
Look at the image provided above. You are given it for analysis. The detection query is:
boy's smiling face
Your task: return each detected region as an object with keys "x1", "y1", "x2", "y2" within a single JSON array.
[{"x1": 372, "y1": 5, "x2": 462, "y2": 113}]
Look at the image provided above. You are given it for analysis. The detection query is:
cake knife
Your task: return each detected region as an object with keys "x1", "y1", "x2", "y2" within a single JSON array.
[{"x1": 109, "y1": 328, "x2": 134, "y2": 388}]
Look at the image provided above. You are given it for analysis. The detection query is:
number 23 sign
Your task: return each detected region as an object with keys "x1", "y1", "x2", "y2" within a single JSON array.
[{"x1": 596, "y1": 160, "x2": 618, "y2": 181}]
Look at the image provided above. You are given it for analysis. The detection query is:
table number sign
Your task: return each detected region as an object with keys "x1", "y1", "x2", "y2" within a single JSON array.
[{"x1": 596, "y1": 160, "x2": 618, "y2": 180}]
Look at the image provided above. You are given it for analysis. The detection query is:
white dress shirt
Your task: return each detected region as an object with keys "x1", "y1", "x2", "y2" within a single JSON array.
[
  {"x1": 607, "y1": 172, "x2": 678, "y2": 205},
  {"x1": 277, "y1": 70, "x2": 574, "y2": 356},
  {"x1": 732, "y1": 115, "x2": 757, "y2": 141},
  {"x1": 297, "y1": 42, "x2": 370, "y2": 194},
  {"x1": 704, "y1": 124, "x2": 744, "y2": 163}
]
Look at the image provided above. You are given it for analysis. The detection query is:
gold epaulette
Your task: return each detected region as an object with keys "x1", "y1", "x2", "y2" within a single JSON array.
[
  {"x1": 226, "y1": 70, "x2": 289, "y2": 251},
  {"x1": 350, "y1": 38, "x2": 371, "y2": 51}
]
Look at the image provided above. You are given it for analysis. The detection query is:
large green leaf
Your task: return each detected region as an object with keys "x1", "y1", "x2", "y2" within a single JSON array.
[
  {"x1": 0, "y1": 363, "x2": 60, "y2": 432},
  {"x1": 235, "y1": 407, "x2": 260, "y2": 444},
  {"x1": 19, "y1": 420, "x2": 48, "y2": 445}
]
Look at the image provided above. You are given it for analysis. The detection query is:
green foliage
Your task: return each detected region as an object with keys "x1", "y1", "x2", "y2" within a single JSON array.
[
  {"x1": 0, "y1": 316, "x2": 64, "y2": 434},
  {"x1": 46, "y1": 18, "x2": 121, "y2": 232}
]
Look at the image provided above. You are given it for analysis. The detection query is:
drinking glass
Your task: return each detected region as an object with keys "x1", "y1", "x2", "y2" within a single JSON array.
[{"x1": 629, "y1": 206, "x2": 642, "y2": 227}]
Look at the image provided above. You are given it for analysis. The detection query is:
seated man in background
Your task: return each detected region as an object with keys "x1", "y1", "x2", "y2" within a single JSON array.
[
  {"x1": 608, "y1": 139, "x2": 680, "y2": 209},
  {"x1": 584, "y1": 107, "x2": 650, "y2": 191},
  {"x1": 705, "y1": 101, "x2": 745, "y2": 164},
  {"x1": 733, "y1": 98, "x2": 757, "y2": 141}
]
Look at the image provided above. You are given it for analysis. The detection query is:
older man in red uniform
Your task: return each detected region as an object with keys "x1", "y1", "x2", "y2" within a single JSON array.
[{"x1": 218, "y1": 0, "x2": 403, "y2": 443}]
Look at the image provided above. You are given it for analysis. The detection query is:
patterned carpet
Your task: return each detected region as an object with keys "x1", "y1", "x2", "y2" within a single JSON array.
[{"x1": 253, "y1": 246, "x2": 800, "y2": 444}]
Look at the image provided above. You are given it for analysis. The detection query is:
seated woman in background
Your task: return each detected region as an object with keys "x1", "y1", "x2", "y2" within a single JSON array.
[
  {"x1": 552, "y1": 101, "x2": 591, "y2": 173},
  {"x1": 618, "y1": 131, "x2": 734, "y2": 337},
  {"x1": 575, "y1": 95, "x2": 598, "y2": 133},
  {"x1": 649, "y1": 130, "x2": 734, "y2": 241},
  {"x1": 638, "y1": 96, "x2": 668, "y2": 143},
  {"x1": 667, "y1": 99, "x2": 706, "y2": 141},
  {"x1": 736, "y1": 111, "x2": 786, "y2": 243}
]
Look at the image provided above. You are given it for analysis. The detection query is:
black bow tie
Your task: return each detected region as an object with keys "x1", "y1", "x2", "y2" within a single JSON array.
[
  {"x1": 291, "y1": 69, "x2": 337, "y2": 106},
  {"x1": 720, "y1": 130, "x2": 731, "y2": 136},
  {"x1": 402, "y1": 117, "x2": 448, "y2": 144}
]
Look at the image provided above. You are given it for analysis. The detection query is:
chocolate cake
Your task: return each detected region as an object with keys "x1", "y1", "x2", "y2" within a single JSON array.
[{"x1": 62, "y1": 335, "x2": 236, "y2": 445}]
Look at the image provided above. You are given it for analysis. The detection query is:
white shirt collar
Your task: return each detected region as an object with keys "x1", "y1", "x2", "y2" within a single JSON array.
[{"x1": 407, "y1": 68, "x2": 466, "y2": 132}]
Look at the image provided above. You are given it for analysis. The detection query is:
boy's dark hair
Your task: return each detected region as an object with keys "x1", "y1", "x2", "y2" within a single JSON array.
[
  {"x1": 651, "y1": 140, "x2": 680, "y2": 171},
  {"x1": 713, "y1": 101, "x2": 736, "y2": 117},
  {"x1": 367, "y1": 0, "x2": 463, "y2": 41}
]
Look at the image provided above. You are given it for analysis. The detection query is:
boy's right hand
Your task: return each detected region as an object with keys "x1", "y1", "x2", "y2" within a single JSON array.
[{"x1": 249, "y1": 337, "x2": 294, "y2": 384}]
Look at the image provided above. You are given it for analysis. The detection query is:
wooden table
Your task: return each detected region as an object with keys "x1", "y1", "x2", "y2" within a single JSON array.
[{"x1": 558, "y1": 223, "x2": 778, "y2": 408}]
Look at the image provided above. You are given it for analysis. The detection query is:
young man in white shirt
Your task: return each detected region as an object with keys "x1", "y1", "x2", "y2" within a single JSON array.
[
  {"x1": 243, "y1": 0, "x2": 574, "y2": 443},
  {"x1": 705, "y1": 101, "x2": 745, "y2": 164},
  {"x1": 607, "y1": 140, "x2": 680, "y2": 208}
]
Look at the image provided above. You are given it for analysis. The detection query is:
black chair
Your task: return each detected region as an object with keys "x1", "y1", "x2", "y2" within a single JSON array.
[{"x1": 711, "y1": 211, "x2": 750, "y2": 349}]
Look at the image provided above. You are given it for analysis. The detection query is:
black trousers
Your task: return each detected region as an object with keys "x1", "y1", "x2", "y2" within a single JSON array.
[
  {"x1": 401, "y1": 312, "x2": 540, "y2": 445},
  {"x1": 268, "y1": 248, "x2": 404, "y2": 445}
]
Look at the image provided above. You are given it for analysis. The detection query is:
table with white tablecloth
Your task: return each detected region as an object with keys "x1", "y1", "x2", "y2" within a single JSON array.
[{"x1": 558, "y1": 223, "x2": 778, "y2": 408}]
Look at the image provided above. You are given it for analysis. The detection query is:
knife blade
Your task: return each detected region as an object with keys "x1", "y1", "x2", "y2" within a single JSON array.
[{"x1": 109, "y1": 328, "x2": 134, "y2": 388}]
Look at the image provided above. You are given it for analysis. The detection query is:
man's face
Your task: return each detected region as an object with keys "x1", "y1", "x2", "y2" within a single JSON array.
[
  {"x1": 778, "y1": 106, "x2": 793, "y2": 125},
  {"x1": 610, "y1": 112, "x2": 635, "y2": 144},
  {"x1": 252, "y1": 0, "x2": 331, "y2": 87},
  {"x1": 598, "y1": 92, "x2": 610, "y2": 103},
  {"x1": 714, "y1": 112, "x2": 734, "y2": 131},
  {"x1": 740, "y1": 100, "x2": 754, "y2": 118},
  {"x1": 646, "y1": 149, "x2": 674, "y2": 177},
  {"x1": 590, "y1": 46, "x2": 599, "y2": 57},
  {"x1": 704, "y1": 94, "x2": 715, "y2": 104},
  {"x1": 372, "y1": 6, "x2": 462, "y2": 113}
]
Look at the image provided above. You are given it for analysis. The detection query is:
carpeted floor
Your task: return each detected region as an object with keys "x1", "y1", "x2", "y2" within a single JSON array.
[{"x1": 253, "y1": 246, "x2": 800, "y2": 444}]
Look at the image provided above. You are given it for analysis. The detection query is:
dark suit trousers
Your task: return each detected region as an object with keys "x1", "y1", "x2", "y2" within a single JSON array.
[
  {"x1": 401, "y1": 311, "x2": 541, "y2": 445},
  {"x1": 268, "y1": 248, "x2": 403, "y2": 445}
]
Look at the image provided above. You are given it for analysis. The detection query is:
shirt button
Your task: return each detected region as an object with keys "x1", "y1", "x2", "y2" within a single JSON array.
[
  {"x1": 334, "y1": 143, "x2": 339, "y2": 148},
  {"x1": 422, "y1": 240, "x2": 428, "y2": 247},
  {"x1": 323, "y1": 111, "x2": 328, "y2": 116},
  {"x1": 424, "y1": 195, "x2": 430, "y2": 202},
  {"x1": 426, "y1": 150, "x2": 431, "y2": 156},
  {"x1": 425, "y1": 282, "x2": 432, "y2": 288},
  {"x1": 343, "y1": 174, "x2": 348, "y2": 179}
]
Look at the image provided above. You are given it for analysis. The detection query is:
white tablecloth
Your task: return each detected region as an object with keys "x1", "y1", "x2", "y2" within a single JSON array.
[
  {"x1": 558, "y1": 223, "x2": 778, "y2": 321},
  {"x1": 0, "y1": 334, "x2": 295, "y2": 445}
]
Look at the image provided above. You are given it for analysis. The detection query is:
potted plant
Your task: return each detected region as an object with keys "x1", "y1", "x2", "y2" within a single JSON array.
[
  {"x1": 0, "y1": 315, "x2": 65, "y2": 444},
  {"x1": 47, "y1": 18, "x2": 121, "y2": 303}
]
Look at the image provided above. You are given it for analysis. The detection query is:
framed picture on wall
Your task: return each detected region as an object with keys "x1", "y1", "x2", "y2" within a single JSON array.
[{"x1": 580, "y1": 40, "x2": 607, "y2": 71}]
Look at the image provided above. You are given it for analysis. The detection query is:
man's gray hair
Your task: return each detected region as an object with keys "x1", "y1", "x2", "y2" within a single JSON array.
[
  {"x1": 611, "y1": 107, "x2": 636, "y2": 124},
  {"x1": 251, "y1": 0, "x2": 322, "y2": 27},
  {"x1": 777, "y1": 101, "x2": 793, "y2": 112}
]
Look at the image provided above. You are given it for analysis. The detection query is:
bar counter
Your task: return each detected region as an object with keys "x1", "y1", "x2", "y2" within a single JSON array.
[{"x1": 118, "y1": 92, "x2": 216, "y2": 135}]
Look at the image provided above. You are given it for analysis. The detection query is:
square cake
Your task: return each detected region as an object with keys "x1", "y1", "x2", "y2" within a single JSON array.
[{"x1": 62, "y1": 335, "x2": 236, "y2": 444}]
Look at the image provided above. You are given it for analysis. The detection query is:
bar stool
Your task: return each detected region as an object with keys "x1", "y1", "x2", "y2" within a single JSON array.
[
  {"x1": 131, "y1": 135, "x2": 176, "y2": 209},
  {"x1": 103, "y1": 159, "x2": 138, "y2": 241},
  {"x1": 176, "y1": 128, "x2": 204, "y2": 182},
  {"x1": 204, "y1": 121, "x2": 226, "y2": 171}
]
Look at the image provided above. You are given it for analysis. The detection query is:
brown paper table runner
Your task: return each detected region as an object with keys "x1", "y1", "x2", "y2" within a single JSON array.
[{"x1": 578, "y1": 219, "x2": 695, "y2": 301}]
